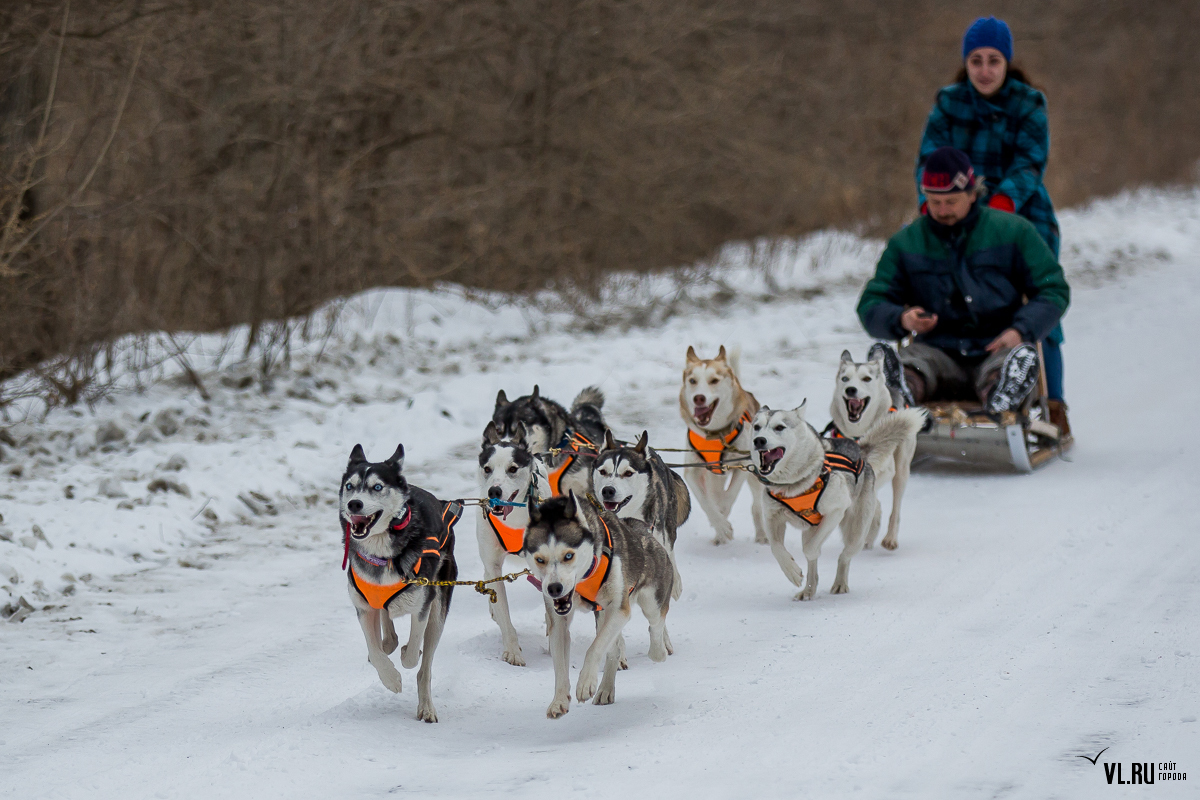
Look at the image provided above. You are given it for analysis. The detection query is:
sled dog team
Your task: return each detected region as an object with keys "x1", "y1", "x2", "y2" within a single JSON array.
[{"x1": 339, "y1": 345, "x2": 927, "y2": 721}]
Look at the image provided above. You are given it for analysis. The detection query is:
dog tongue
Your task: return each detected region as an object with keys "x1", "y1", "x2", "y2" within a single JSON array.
[{"x1": 849, "y1": 398, "x2": 865, "y2": 414}]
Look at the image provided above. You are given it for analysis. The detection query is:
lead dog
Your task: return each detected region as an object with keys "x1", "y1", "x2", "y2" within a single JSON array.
[
  {"x1": 679, "y1": 346, "x2": 766, "y2": 545},
  {"x1": 750, "y1": 403, "x2": 924, "y2": 600},
  {"x1": 340, "y1": 444, "x2": 460, "y2": 722},
  {"x1": 824, "y1": 348, "x2": 925, "y2": 550},
  {"x1": 492, "y1": 385, "x2": 608, "y2": 498},
  {"x1": 592, "y1": 430, "x2": 690, "y2": 599},
  {"x1": 476, "y1": 421, "x2": 552, "y2": 666},
  {"x1": 522, "y1": 493, "x2": 674, "y2": 719}
]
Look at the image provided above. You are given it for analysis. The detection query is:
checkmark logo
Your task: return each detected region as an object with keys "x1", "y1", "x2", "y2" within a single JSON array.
[{"x1": 1078, "y1": 747, "x2": 1109, "y2": 765}]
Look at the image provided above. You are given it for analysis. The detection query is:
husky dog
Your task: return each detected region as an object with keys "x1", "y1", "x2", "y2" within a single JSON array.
[
  {"x1": 592, "y1": 430, "x2": 690, "y2": 600},
  {"x1": 825, "y1": 349, "x2": 926, "y2": 550},
  {"x1": 492, "y1": 385, "x2": 608, "y2": 498},
  {"x1": 476, "y1": 421, "x2": 552, "y2": 666},
  {"x1": 340, "y1": 444, "x2": 460, "y2": 722},
  {"x1": 751, "y1": 403, "x2": 924, "y2": 600},
  {"x1": 679, "y1": 346, "x2": 766, "y2": 545},
  {"x1": 522, "y1": 493, "x2": 675, "y2": 719}
]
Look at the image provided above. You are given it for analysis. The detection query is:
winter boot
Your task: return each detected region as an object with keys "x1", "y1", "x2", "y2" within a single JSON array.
[
  {"x1": 868, "y1": 342, "x2": 916, "y2": 408},
  {"x1": 1047, "y1": 399, "x2": 1071, "y2": 439},
  {"x1": 986, "y1": 343, "x2": 1039, "y2": 414}
]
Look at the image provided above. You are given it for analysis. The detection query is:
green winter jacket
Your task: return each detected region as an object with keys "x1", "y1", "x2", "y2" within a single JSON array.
[{"x1": 857, "y1": 205, "x2": 1069, "y2": 360}]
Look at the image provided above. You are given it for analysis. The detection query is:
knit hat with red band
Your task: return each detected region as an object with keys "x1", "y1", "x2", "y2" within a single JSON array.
[{"x1": 921, "y1": 147, "x2": 976, "y2": 194}]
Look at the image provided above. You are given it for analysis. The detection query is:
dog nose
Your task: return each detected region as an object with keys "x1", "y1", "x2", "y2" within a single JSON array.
[
  {"x1": 844, "y1": 386, "x2": 857, "y2": 397},
  {"x1": 753, "y1": 436, "x2": 766, "y2": 450},
  {"x1": 693, "y1": 394, "x2": 706, "y2": 405},
  {"x1": 487, "y1": 485, "x2": 503, "y2": 500},
  {"x1": 601, "y1": 486, "x2": 616, "y2": 500},
  {"x1": 347, "y1": 499, "x2": 363, "y2": 513},
  {"x1": 547, "y1": 582, "x2": 563, "y2": 598}
]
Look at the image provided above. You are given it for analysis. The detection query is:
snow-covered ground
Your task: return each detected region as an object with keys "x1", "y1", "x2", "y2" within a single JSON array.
[{"x1": 2, "y1": 189, "x2": 1198, "y2": 798}]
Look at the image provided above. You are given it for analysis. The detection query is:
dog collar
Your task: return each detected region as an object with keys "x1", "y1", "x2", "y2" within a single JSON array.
[
  {"x1": 356, "y1": 551, "x2": 390, "y2": 568},
  {"x1": 389, "y1": 505, "x2": 412, "y2": 531}
]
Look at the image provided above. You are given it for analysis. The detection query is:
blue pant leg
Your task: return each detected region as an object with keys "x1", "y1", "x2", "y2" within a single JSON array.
[{"x1": 1041, "y1": 337, "x2": 1064, "y2": 401}]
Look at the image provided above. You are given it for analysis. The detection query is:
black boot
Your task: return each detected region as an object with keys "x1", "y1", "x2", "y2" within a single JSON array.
[
  {"x1": 868, "y1": 342, "x2": 916, "y2": 409},
  {"x1": 986, "y1": 344, "x2": 1039, "y2": 414}
]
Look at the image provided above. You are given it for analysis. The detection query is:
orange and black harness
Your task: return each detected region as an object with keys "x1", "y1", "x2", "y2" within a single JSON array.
[
  {"x1": 547, "y1": 430, "x2": 598, "y2": 496},
  {"x1": 526, "y1": 511, "x2": 623, "y2": 611},
  {"x1": 687, "y1": 410, "x2": 753, "y2": 474},
  {"x1": 759, "y1": 453, "x2": 864, "y2": 527},
  {"x1": 486, "y1": 512, "x2": 525, "y2": 555},
  {"x1": 344, "y1": 501, "x2": 463, "y2": 611}
]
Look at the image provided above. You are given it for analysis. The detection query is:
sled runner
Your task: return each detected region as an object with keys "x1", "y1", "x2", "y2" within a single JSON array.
[{"x1": 912, "y1": 343, "x2": 1073, "y2": 473}]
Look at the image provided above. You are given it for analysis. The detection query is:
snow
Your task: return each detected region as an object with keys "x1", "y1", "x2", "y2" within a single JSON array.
[{"x1": 2, "y1": 188, "x2": 1199, "y2": 798}]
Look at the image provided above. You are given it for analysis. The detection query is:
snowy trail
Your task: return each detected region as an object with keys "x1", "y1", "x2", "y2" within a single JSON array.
[{"x1": 3, "y1": 194, "x2": 1200, "y2": 798}]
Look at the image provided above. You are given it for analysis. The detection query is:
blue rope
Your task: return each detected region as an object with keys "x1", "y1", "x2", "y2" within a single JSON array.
[{"x1": 487, "y1": 498, "x2": 526, "y2": 509}]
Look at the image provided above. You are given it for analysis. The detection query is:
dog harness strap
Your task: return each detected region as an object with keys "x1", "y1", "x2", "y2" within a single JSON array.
[
  {"x1": 688, "y1": 410, "x2": 752, "y2": 474},
  {"x1": 573, "y1": 515, "x2": 614, "y2": 609},
  {"x1": 350, "y1": 565, "x2": 410, "y2": 610},
  {"x1": 547, "y1": 453, "x2": 575, "y2": 496},
  {"x1": 487, "y1": 513, "x2": 525, "y2": 554},
  {"x1": 766, "y1": 452, "x2": 866, "y2": 526},
  {"x1": 413, "y1": 501, "x2": 464, "y2": 575},
  {"x1": 823, "y1": 452, "x2": 864, "y2": 478}
]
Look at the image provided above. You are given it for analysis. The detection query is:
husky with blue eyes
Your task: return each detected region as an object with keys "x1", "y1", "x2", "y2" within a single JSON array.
[{"x1": 339, "y1": 443, "x2": 462, "y2": 722}]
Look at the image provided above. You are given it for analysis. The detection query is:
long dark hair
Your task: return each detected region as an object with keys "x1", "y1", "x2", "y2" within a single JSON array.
[{"x1": 954, "y1": 64, "x2": 1041, "y2": 93}]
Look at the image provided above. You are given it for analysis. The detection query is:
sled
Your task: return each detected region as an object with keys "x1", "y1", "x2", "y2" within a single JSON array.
[{"x1": 912, "y1": 343, "x2": 1073, "y2": 473}]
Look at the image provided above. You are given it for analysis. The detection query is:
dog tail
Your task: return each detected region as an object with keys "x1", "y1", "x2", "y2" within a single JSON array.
[
  {"x1": 670, "y1": 470, "x2": 691, "y2": 527},
  {"x1": 857, "y1": 407, "x2": 927, "y2": 476},
  {"x1": 727, "y1": 344, "x2": 742, "y2": 380},
  {"x1": 571, "y1": 386, "x2": 604, "y2": 414}
]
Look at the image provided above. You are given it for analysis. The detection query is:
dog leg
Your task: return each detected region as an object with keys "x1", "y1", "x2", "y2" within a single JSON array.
[
  {"x1": 749, "y1": 480, "x2": 768, "y2": 544},
  {"x1": 357, "y1": 607, "x2": 403, "y2": 693},
  {"x1": 831, "y1": 504, "x2": 871, "y2": 595},
  {"x1": 636, "y1": 588, "x2": 670, "y2": 663},
  {"x1": 381, "y1": 611, "x2": 399, "y2": 655},
  {"x1": 662, "y1": 625, "x2": 674, "y2": 656},
  {"x1": 546, "y1": 604, "x2": 573, "y2": 719},
  {"x1": 863, "y1": 497, "x2": 883, "y2": 551},
  {"x1": 400, "y1": 611, "x2": 428, "y2": 669},
  {"x1": 685, "y1": 468, "x2": 735, "y2": 545},
  {"x1": 716, "y1": 471, "x2": 745, "y2": 518},
  {"x1": 882, "y1": 445, "x2": 913, "y2": 551},
  {"x1": 414, "y1": 594, "x2": 447, "y2": 723},
  {"x1": 797, "y1": 519, "x2": 836, "y2": 601},
  {"x1": 485, "y1": 551, "x2": 525, "y2": 666},
  {"x1": 596, "y1": 609, "x2": 628, "y2": 669},
  {"x1": 593, "y1": 646, "x2": 620, "y2": 706},
  {"x1": 576, "y1": 602, "x2": 631, "y2": 704},
  {"x1": 668, "y1": 547, "x2": 684, "y2": 601},
  {"x1": 766, "y1": 512, "x2": 804, "y2": 587}
]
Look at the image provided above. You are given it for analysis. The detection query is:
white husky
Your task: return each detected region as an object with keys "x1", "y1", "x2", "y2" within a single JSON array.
[
  {"x1": 751, "y1": 402, "x2": 925, "y2": 599},
  {"x1": 825, "y1": 349, "x2": 924, "y2": 550}
]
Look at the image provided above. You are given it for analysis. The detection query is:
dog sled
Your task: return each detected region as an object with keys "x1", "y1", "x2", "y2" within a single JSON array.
[{"x1": 912, "y1": 343, "x2": 1072, "y2": 473}]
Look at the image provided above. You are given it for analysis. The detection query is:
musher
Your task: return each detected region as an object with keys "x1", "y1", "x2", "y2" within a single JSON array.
[{"x1": 856, "y1": 146, "x2": 1070, "y2": 415}]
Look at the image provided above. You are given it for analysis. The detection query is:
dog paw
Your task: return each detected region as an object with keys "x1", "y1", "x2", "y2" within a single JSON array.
[
  {"x1": 648, "y1": 642, "x2": 668, "y2": 663},
  {"x1": 593, "y1": 685, "x2": 616, "y2": 706},
  {"x1": 416, "y1": 701, "x2": 438, "y2": 723},
  {"x1": 663, "y1": 628, "x2": 674, "y2": 656},
  {"x1": 780, "y1": 562, "x2": 805, "y2": 587},
  {"x1": 576, "y1": 673, "x2": 598, "y2": 704},
  {"x1": 862, "y1": 541, "x2": 875, "y2": 550},
  {"x1": 376, "y1": 665, "x2": 404, "y2": 693},
  {"x1": 829, "y1": 580, "x2": 849, "y2": 595},
  {"x1": 399, "y1": 645, "x2": 420, "y2": 670},
  {"x1": 795, "y1": 586, "x2": 817, "y2": 601},
  {"x1": 881, "y1": 536, "x2": 898, "y2": 551},
  {"x1": 754, "y1": 534, "x2": 768, "y2": 545},
  {"x1": 547, "y1": 696, "x2": 571, "y2": 719},
  {"x1": 502, "y1": 648, "x2": 526, "y2": 667}
]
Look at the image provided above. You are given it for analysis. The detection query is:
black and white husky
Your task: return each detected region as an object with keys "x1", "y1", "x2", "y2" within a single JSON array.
[
  {"x1": 591, "y1": 430, "x2": 690, "y2": 600},
  {"x1": 825, "y1": 348, "x2": 925, "y2": 550},
  {"x1": 521, "y1": 493, "x2": 675, "y2": 719},
  {"x1": 750, "y1": 402, "x2": 924, "y2": 600},
  {"x1": 475, "y1": 421, "x2": 552, "y2": 666},
  {"x1": 340, "y1": 444, "x2": 460, "y2": 722},
  {"x1": 492, "y1": 385, "x2": 608, "y2": 498}
]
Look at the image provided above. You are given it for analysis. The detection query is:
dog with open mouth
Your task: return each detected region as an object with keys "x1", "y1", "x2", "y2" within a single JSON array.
[
  {"x1": 521, "y1": 492, "x2": 675, "y2": 719},
  {"x1": 492, "y1": 385, "x2": 608, "y2": 498},
  {"x1": 679, "y1": 345, "x2": 766, "y2": 545},
  {"x1": 591, "y1": 430, "x2": 690, "y2": 600},
  {"x1": 475, "y1": 421, "x2": 552, "y2": 666},
  {"x1": 340, "y1": 443, "x2": 461, "y2": 722},
  {"x1": 824, "y1": 348, "x2": 927, "y2": 550}
]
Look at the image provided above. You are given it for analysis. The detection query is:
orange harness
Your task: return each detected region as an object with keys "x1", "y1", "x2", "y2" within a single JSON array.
[
  {"x1": 765, "y1": 453, "x2": 864, "y2": 527},
  {"x1": 573, "y1": 515, "x2": 614, "y2": 610},
  {"x1": 347, "y1": 501, "x2": 463, "y2": 610},
  {"x1": 687, "y1": 410, "x2": 753, "y2": 474},
  {"x1": 547, "y1": 431, "x2": 596, "y2": 496},
  {"x1": 822, "y1": 406, "x2": 899, "y2": 441},
  {"x1": 486, "y1": 511, "x2": 525, "y2": 555}
]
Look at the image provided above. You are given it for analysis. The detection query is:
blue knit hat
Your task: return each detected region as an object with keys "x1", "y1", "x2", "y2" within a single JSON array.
[{"x1": 962, "y1": 17, "x2": 1013, "y2": 62}]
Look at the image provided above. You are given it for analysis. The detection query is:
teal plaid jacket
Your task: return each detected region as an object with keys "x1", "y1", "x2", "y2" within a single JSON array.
[{"x1": 916, "y1": 79, "x2": 1059, "y2": 258}]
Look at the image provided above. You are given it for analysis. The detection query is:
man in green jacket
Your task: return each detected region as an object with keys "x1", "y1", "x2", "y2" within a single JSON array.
[{"x1": 857, "y1": 147, "x2": 1070, "y2": 414}]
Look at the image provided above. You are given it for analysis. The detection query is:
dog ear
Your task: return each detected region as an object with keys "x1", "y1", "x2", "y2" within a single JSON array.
[
  {"x1": 793, "y1": 399, "x2": 808, "y2": 417},
  {"x1": 495, "y1": 389, "x2": 509, "y2": 407},
  {"x1": 483, "y1": 421, "x2": 502, "y2": 445},
  {"x1": 513, "y1": 422, "x2": 528, "y2": 447},
  {"x1": 531, "y1": 384, "x2": 540, "y2": 401},
  {"x1": 348, "y1": 444, "x2": 367, "y2": 466},
  {"x1": 528, "y1": 499, "x2": 542, "y2": 525},
  {"x1": 604, "y1": 429, "x2": 616, "y2": 451},
  {"x1": 867, "y1": 348, "x2": 885, "y2": 365},
  {"x1": 840, "y1": 349, "x2": 854, "y2": 364},
  {"x1": 685, "y1": 346, "x2": 699, "y2": 364},
  {"x1": 385, "y1": 444, "x2": 405, "y2": 468},
  {"x1": 564, "y1": 491, "x2": 578, "y2": 520},
  {"x1": 716, "y1": 345, "x2": 727, "y2": 362},
  {"x1": 634, "y1": 430, "x2": 648, "y2": 454}
]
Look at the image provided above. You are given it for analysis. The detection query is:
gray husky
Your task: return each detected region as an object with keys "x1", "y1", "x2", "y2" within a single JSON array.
[
  {"x1": 521, "y1": 493, "x2": 675, "y2": 719},
  {"x1": 591, "y1": 430, "x2": 690, "y2": 600},
  {"x1": 340, "y1": 444, "x2": 461, "y2": 722},
  {"x1": 824, "y1": 349, "x2": 925, "y2": 550},
  {"x1": 750, "y1": 402, "x2": 924, "y2": 600},
  {"x1": 492, "y1": 385, "x2": 608, "y2": 498}
]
